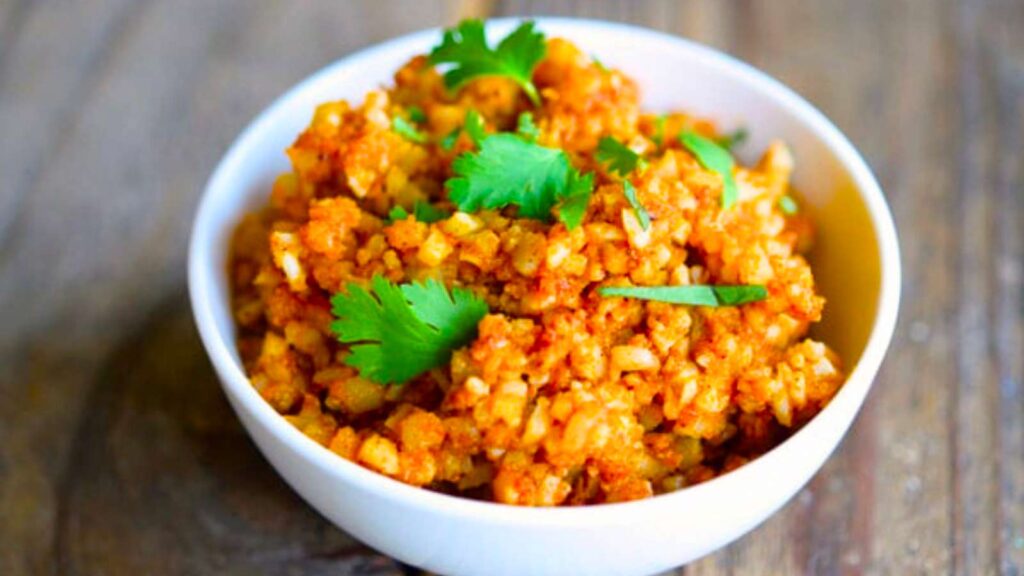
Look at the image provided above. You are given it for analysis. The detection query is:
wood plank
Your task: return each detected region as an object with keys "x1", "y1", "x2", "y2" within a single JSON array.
[
  {"x1": 956, "y1": 1, "x2": 1024, "y2": 573},
  {"x1": 0, "y1": 0, "x2": 1021, "y2": 574},
  {"x1": 953, "y1": 0, "x2": 1000, "y2": 571},
  {"x1": 862, "y1": 1, "x2": 960, "y2": 572},
  {"x1": 0, "y1": 1, "x2": 448, "y2": 574}
]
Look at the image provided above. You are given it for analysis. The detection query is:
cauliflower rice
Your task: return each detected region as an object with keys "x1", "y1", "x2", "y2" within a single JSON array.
[{"x1": 228, "y1": 36, "x2": 843, "y2": 506}]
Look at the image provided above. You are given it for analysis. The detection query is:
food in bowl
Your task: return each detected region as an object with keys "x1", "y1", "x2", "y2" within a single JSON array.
[{"x1": 228, "y1": 19, "x2": 844, "y2": 506}]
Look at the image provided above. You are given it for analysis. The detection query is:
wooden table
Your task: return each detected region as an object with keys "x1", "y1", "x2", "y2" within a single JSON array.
[{"x1": 1, "y1": 1, "x2": 1021, "y2": 574}]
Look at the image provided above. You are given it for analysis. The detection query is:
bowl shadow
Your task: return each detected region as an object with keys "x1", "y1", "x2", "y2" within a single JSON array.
[{"x1": 54, "y1": 293, "x2": 421, "y2": 575}]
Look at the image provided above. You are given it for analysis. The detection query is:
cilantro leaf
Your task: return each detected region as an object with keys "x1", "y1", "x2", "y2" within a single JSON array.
[
  {"x1": 596, "y1": 136, "x2": 646, "y2": 176},
  {"x1": 388, "y1": 201, "x2": 449, "y2": 223},
  {"x1": 330, "y1": 276, "x2": 488, "y2": 384},
  {"x1": 388, "y1": 205, "x2": 409, "y2": 221},
  {"x1": 598, "y1": 284, "x2": 767, "y2": 306},
  {"x1": 652, "y1": 115, "x2": 667, "y2": 148},
  {"x1": 392, "y1": 116, "x2": 427, "y2": 144},
  {"x1": 448, "y1": 133, "x2": 592, "y2": 221},
  {"x1": 465, "y1": 109, "x2": 487, "y2": 145},
  {"x1": 622, "y1": 181, "x2": 650, "y2": 231},
  {"x1": 517, "y1": 112, "x2": 539, "y2": 141},
  {"x1": 405, "y1": 105, "x2": 425, "y2": 123},
  {"x1": 680, "y1": 130, "x2": 738, "y2": 209},
  {"x1": 413, "y1": 201, "x2": 449, "y2": 223},
  {"x1": 716, "y1": 127, "x2": 748, "y2": 151},
  {"x1": 438, "y1": 109, "x2": 486, "y2": 151},
  {"x1": 596, "y1": 137, "x2": 651, "y2": 230},
  {"x1": 428, "y1": 19, "x2": 546, "y2": 105},
  {"x1": 440, "y1": 127, "x2": 461, "y2": 151},
  {"x1": 401, "y1": 279, "x2": 488, "y2": 340},
  {"x1": 779, "y1": 194, "x2": 799, "y2": 215},
  {"x1": 556, "y1": 170, "x2": 594, "y2": 230},
  {"x1": 407, "y1": 105, "x2": 427, "y2": 124}
]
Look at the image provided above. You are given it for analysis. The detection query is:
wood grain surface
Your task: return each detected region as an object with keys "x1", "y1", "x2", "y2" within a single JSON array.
[{"x1": 1, "y1": 1, "x2": 1021, "y2": 574}]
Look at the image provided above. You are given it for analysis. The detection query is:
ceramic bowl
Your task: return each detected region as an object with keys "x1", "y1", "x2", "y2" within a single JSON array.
[{"x1": 189, "y1": 18, "x2": 900, "y2": 576}]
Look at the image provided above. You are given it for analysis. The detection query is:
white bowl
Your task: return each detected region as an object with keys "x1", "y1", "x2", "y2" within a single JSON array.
[{"x1": 189, "y1": 18, "x2": 900, "y2": 576}]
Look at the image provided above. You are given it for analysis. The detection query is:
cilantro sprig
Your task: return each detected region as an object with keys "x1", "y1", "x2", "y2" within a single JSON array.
[
  {"x1": 679, "y1": 130, "x2": 738, "y2": 210},
  {"x1": 596, "y1": 136, "x2": 651, "y2": 230},
  {"x1": 407, "y1": 105, "x2": 427, "y2": 124},
  {"x1": 440, "y1": 109, "x2": 487, "y2": 151},
  {"x1": 447, "y1": 133, "x2": 594, "y2": 229},
  {"x1": 596, "y1": 137, "x2": 647, "y2": 176},
  {"x1": 716, "y1": 127, "x2": 748, "y2": 151},
  {"x1": 598, "y1": 284, "x2": 767, "y2": 306},
  {"x1": 330, "y1": 276, "x2": 489, "y2": 385},
  {"x1": 622, "y1": 181, "x2": 650, "y2": 230},
  {"x1": 429, "y1": 19, "x2": 546, "y2": 105},
  {"x1": 652, "y1": 114, "x2": 667, "y2": 148},
  {"x1": 554, "y1": 171, "x2": 595, "y2": 230},
  {"x1": 779, "y1": 194, "x2": 799, "y2": 215},
  {"x1": 464, "y1": 109, "x2": 487, "y2": 145},
  {"x1": 388, "y1": 201, "x2": 449, "y2": 223},
  {"x1": 517, "y1": 112, "x2": 539, "y2": 141},
  {"x1": 392, "y1": 116, "x2": 427, "y2": 144}
]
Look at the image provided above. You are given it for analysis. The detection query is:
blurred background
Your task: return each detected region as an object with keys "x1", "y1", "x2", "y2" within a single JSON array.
[{"x1": 0, "y1": 1, "x2": 1021, "y2": 574}]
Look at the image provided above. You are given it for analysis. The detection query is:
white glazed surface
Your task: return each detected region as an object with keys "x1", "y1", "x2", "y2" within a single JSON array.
[{"x1": 189, "y1": 18, "x2": 900, "y2": 576}]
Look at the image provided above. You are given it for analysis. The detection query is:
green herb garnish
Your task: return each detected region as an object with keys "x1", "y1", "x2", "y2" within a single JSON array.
[
  {"x1": 428, "y1": 19, "x2": 546, "y2": 105},
  {"x1": 330, "y1": 276, "x2": 488, "y2": 385},
  {"x1": 440, "y1": 127, "x2": 461, "y2": 151},
  {"x1": 652, "y1": 115, "x2": 667, "y2": 148},
  {"x1": 447, "y1": 133, "x2": 594, "y2": 227},
  {"x1": 596, "y1": 136, "x2": 647, "y2": 176},
  {"x1": 679, "y1": 130, "x2": 738, "y2": 209},
  {"x1": 465, "y1": 109, "x2": 487, "y2": 145},
  {"x1": 622, "y1": 181, "x2": 651, "y2": 231},
  {"x1": 596, "y1": 137, "x2": 650, "y2": 230},
  {"x1": 438, "y1": 109, "x2": 486, "y2": 150},
  {"x1": 392, "y1": 116, "x2": 427, "y2": 144},
  {"x1": 407, "y1": 105, "x2": 427, "y2": 124},
  {"x1": 598, "y1": 284, "x2": 767, "y2": 306},
  {"x1": 517, "y1": 112, "x2": 539, "y2": 141},
  {"x1": 779, "y1": 195, "x2": 798, "y2": 215},
  {"x1": 716, "y1": 127, "x2": 748, "y2": 151},
  {"x1": 554, "y1": 171, "x2": 594, "y2": 230},
  {"x1": 388, "y1": 201, "x2": 449, "y2": 223},
  {"x1": 592, "y1": 55, "x2": 608, "y2": 74}
]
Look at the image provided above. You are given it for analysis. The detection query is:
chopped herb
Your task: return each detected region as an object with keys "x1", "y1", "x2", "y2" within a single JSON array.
[
  {"x1": 622, "y1": 181, "x2": 650, "y2": 231},
  {"x1": 596, "y1": 136, "x2": 647, "y2": 176},
  {"x1": 388, "y1": 201, "x2": 449, "y2": 223},
  {"x1": 679, "y1": 130, "x2": 738, "y2": 209},
  {"x1": 465, "y1": 109, "x2": 487, "y2": 145},
  {"x1": 652, "y1": 114, "x2": 667, "y2": 147},
  {"x1": 716, "y1": 127, "x2": 748, "y2": 151},
  {"x1": 448, "y1": 133, "x2": 593, "y2": 222},
  {"x1": 440, "y1": 127, "x2": 461, "y2": 151},
  {"x1": 438, "y1": 109, "x2": 485, "y2": 150},
  {"x1": 407, "y1": 105, "x2": 427, "y2": 124},
  {"x1": 596, "y1": 137, "x2": 651, "y2": 230},
  {"x1": 779, "y1": 195, "x2": 799, "y2": 215},
  {"x1": 392, "y1": 116, "x2": 427, "y2": 144},
  {"x1": 415, "y1": 201, "x2": 449, "y2": 222},
  {"x1": 598, "y1": 284, "x2": 767, "y2": 306},
  {"x1": 428, "y1": 19, "x2": 546, "y2": 105},
  {"x1": 592, "y1": 54, "x2": 608, "y2": 74},
  {"x1": 330, "y1": 276, "x2": 488, "y2": 385},
  {"x1": 517, "y1": 112, "x2": 540, "y2": 141},
  {"x1": 555, "y1": 170, "x2": 594, "y2": 230},
  {"x1": 388, "y1": 206, "x2": 409, "y2": 221}
]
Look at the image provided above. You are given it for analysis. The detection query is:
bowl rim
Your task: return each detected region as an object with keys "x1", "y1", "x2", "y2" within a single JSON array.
[{"x1": 188, "y1": 17, "x2": 901, "y2": 527}]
